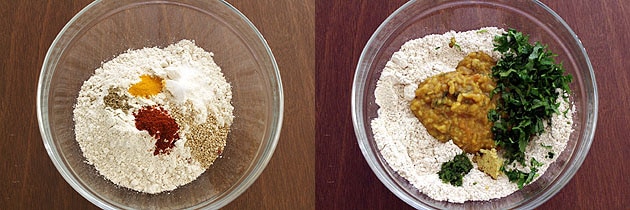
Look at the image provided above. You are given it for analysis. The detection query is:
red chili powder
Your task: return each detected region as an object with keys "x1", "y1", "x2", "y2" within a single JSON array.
[{"x1": 133, "y1": 106, "x2": 180, "y2": 155}]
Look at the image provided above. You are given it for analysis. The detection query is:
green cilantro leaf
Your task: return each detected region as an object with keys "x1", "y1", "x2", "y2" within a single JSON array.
[
  {"x1": 438, "y1": 153, "x2": 473, "y2": 186},
  {"x1": 489, "y1": 29, "x2": 573, "y2": 165}
]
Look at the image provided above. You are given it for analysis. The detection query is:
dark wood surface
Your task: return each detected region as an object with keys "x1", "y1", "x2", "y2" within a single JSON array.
[
  {"x1": 2, "y1": 0, "x2": 629, "y2": 209},
  {"x1": 316, "y1": 0, "x2": 629, "y2": 210},
  {"x1": 0, "y1": 0, "x2": 314, "y2": 209}
]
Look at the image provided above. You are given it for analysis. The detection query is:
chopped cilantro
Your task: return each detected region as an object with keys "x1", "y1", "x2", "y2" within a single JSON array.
[
  {"x1": 503, "y1": 166, "x2": 538, "y2": 189},
  {"x1": 435, "y1": 46, "x2": 441, "y2": 50},
  {"x1": 489, "y1": 29, "x2": 573, "y2": 164},
  {"x1": 531, "y1": 157, "x2": 543, "y2": 168},
  {"x1": 477, "y1": 29, "x2": 488, "y2": 34},
  {"x1": 540, "y1": 143, "x2": 553, "y2": 149},
  {"x1": 438, "y1": 153, "x2": 473, "y2": 186},
  {"x1": 502, "y1": 157, "x2": 543, "y2": 189},
  {"x1": 546, "y1": 152, "x2": 555, "y2": 159},
  {"x1": 449, "y1": 37, "x2": 461, "y2": 51}
]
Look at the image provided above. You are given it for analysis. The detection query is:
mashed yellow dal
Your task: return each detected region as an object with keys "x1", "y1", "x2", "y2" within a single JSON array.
[{"x1": 410, "y1": 52, "x2": 497, "y2": 153}]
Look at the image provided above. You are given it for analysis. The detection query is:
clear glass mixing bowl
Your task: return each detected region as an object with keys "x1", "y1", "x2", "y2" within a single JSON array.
[
  {"x1": 352, "y1": 0, "x2": 597, "y2": 209},
  {"x1": 37, "y1": 0, "x2": 283, "y2": 209}
]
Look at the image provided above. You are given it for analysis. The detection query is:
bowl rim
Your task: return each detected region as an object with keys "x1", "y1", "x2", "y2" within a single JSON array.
[
  {"x1": 351, "y1": 0, "x2": 597, "y2": 209},
  {"x1": 36, "y1": 0, "x2": 283, "y2": 209}
]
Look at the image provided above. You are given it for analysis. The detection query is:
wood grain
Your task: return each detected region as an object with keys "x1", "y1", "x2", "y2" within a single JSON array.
[
  {"x1": 315, "y1": 0, "x2": 629, "y2": 209},
  {"x1": 2, "y1": 0, "x2": 629, "y2": 209},
  {"x1": 226, "y1": 0, "x2": 315, "y2": 209},
  {"x1": 0, "y1": 0, "x2": 314, "y2": 209}
]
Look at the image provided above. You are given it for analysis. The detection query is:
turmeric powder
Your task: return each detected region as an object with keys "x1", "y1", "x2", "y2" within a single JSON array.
[{"x1": 128, "y1": 74, "x2": 164, "y2": 98}]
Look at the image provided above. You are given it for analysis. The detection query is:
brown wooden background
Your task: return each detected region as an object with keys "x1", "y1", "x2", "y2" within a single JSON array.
[
  {"x1": 2, "y1": 0, "x2": 629, "y2": 209},
  {"x1": 316, "y1": 0, "x2": 629, "y2": 209},
  {"x1": 0, "y1": 0, "x2": 314, "y2": 209}
]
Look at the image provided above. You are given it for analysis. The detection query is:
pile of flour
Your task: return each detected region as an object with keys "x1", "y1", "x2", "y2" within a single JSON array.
[
  {"x1": 371, "y1": 27, "x2": 574, "y2": 203},
  {"x1": 73, "y1": 40, "x2": 233, "y2": 194}
]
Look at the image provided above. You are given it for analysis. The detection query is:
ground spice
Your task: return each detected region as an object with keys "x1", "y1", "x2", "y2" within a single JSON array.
[
  {"x1": 104, "y1": 88, "x2": 131, "y2": 112},
  {"x1": 128, "y1": 74, "x2": 164, "y2": 98},
  {"x1": 133, "y1": 105, "x2": 180, "y2": 155},
  {"x1": 171, "y1": 101, "x2": 229, "y2": 169}
]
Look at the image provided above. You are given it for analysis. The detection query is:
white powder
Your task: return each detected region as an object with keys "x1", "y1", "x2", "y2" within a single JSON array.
[
  {"x1": 372, "y1": 27, "x2": 574, "y2": 203},
  {"x1": 73, "y1": 40, "x2": 233, "y2": 194}
]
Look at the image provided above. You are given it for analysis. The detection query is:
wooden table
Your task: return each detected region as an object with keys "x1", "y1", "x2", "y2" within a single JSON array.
[
  {"x1": 316, "y1": 0, "x2": 629, "y2": 209},
  {"x1": 2, "y1": 0, "x2": 629, "y2": 209},
  {"x1": 0, "y1": 0, "x2": 314, "y2": 209}
]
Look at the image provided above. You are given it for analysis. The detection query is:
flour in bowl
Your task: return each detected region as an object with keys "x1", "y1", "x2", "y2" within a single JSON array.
[
  {"x1": 73, "y1": 40, "x2": 234, "y2": 194},
  {"x1": 371, "y1": 27, "x2": 573, "y2": 203}
]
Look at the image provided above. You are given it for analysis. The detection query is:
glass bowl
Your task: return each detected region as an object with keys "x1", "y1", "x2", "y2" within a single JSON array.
[
  {"x1": 352, "y1": 0, "x2": 597, "y2": 209},
  {"x1": 37, "y1": 0, "x2": 283, "y2": 209}
]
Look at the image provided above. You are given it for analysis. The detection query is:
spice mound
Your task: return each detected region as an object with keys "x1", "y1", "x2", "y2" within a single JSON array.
[
  {"x1": 133, "y1": 105, "x2": 180, "y2": 155},
  {"x1": 73, "y1": 40, "x2": 234, "y2": 194}
]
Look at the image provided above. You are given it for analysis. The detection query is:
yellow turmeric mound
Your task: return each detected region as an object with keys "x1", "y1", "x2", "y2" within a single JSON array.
[{"x1": 128, "y1": 74, "x2": 164, "y2": 98}]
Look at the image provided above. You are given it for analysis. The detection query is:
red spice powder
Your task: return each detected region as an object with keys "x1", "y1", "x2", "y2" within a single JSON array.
[{"x1": 133, "y1": 106, "x2": 180, "y2": 155}]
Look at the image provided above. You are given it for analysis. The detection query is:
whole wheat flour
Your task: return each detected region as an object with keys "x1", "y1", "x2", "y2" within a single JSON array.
[
  {"x1": 73, "y1": 40, "x2": 234, "y2": 194},
  {"x1": 371, "y1": 27, "x2": 574, "y2": 203}
]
